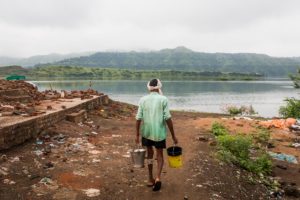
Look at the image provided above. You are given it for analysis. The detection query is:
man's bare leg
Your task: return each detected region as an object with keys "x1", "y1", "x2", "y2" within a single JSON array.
[
  {"x1": 155, "y1": 148, "x2": 164, "y2": 181},
  {"x1": 147, "y1": 146, "x2": 155, "y2": 185}
]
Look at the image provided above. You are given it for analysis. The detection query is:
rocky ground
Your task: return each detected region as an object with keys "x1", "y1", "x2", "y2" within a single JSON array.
[{"x1": 0, "y1": 100, "x2": 300, "y2": 200}]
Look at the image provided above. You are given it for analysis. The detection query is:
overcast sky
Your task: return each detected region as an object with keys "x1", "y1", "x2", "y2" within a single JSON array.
[{"x1": 0, "y1": 0, "x2": 300, "y2": 57}]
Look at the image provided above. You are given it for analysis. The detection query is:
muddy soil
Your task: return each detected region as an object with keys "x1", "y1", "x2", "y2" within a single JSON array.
[{"x1": 0, "y1": 101, "x2": 299, "y2": 200}]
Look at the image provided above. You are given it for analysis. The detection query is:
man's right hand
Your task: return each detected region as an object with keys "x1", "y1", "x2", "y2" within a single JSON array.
[{"x1": 135, "y1": 135, "x2": 140, "y2": 144}]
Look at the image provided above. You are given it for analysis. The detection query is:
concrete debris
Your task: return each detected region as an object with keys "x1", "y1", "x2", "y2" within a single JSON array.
[
  {"x1": 0, "y1": 167, "x2": 9, "y2": 176},
  {"x1": 259, "y1": 118, "x2": 296, "y2": 129},
  {"x1": 33, "y1": 150, "x2": 44, "y2": 156},
  {"x1": 66, "y1": 110, "x2": 87, "y2": 123},
  {"x1": 290, "y1": 124, "x2": 300, "y2": 131},
  {"x1": 32, "y1": 177, "x2": 59, "y2": 195},
  {"x1": 291, "y1": 143, "x2": 300, "y2": 148},
  {"x1": 63, "y1": 89, "x2": 102, "y2": 100},
  {"x1": 3, "y1": 179, "x2": 16, "y2": 185},
  {"x1": 10, "y1": 156, "x2": 20, "y2": 163},
  {"x1": 112, "y1": 134, "x2": 122, "y2": 138},
  {"x1": 82, "y1": 188, "x2": 100, "y2": 197},
  {"x1": 88, "y1": 150, "x2": 101, "y2": 155}
]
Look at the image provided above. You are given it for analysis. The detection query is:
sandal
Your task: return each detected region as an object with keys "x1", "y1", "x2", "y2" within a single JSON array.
[
  {"x1": 152, "y1": 180, "x2": 162, "y2": 191},
  {"x1": 147, "y1": 179, "x2": 155, "y2": 187}
]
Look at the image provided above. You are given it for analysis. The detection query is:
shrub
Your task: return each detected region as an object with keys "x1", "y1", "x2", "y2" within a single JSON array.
[
  {"x1": 216, "y1": 133, "x2": 272, "y2": 175},
  {"x1": 227, "y1": 106, "x2": 242, "y2": 115},
  {"x1": 223, "y1": 105, "x2": 257, "y2": 116},
  {"x1": 211, "y1": 122, "x2": 229, "y2": 136},
  {"x1": 279, "y1": 98, "x2": 300, "y2": 118},
  {"x1": 252, "y1": 128, "x2": 270, "y2": 146},
  {"x1": 248, "y1": 153, "x2": 273, "y2": 175},
  {"x1": 217, "y1": 134, "x2": 252, "y2": 162}
]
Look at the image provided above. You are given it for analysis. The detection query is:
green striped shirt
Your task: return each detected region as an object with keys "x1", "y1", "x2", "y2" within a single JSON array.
[{"x1": 136, "y1": 92, "x2": 172, "y2": 141}]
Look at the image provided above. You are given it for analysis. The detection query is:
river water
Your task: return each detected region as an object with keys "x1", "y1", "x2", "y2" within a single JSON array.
[{"x1": 32, "y1": 80, "x2": 299, "y2": 118}]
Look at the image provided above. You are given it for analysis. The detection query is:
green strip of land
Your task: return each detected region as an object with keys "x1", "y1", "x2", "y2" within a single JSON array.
[{"x1": 1, "y1": 65, "x2": 264, "y2": 81}]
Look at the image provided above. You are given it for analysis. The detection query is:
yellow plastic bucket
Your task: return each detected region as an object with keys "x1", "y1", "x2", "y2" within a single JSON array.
[{"x1": 167, "y1": 146, "x2": 182, "y2": 168}]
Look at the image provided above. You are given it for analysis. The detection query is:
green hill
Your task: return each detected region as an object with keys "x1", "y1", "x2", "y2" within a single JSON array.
[
  {"x1": 0, "y1": 66, "x2": 29, "y2": 77},
  {"x1": 37, "y1": 47, "x2": 300, "y2": 77}
]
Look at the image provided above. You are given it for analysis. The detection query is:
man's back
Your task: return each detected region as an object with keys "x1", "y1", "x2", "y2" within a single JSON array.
[{"x1": 136, "y1": 92, "x2": 171, "y2": 141}]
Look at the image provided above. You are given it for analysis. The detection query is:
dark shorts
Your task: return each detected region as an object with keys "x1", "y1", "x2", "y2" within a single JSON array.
[{"x1": 142, "y1": 137, "x2": 166, "y2": 149}]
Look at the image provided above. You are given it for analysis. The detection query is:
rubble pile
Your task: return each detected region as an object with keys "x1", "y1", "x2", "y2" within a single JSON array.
[
  {"x1": 43, "y1": 90, "x2": 61, "y2": 100},
  {"x1": 63, "y1": 89, "x2": 103, "y2": 100},
  {"x1": 0, "y1": 80, "x2": 45, "y2": 116},
  {"x1": 0, "y1": 80, "x2": 45, "y2": 103},
  {"x1": 0, "y1": 80, "x2": 103, "y2": 117}
]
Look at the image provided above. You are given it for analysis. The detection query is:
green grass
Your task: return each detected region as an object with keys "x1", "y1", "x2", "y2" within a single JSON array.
[{"x1": 211, "y1": 122, "x2": 229, "y2": 136}]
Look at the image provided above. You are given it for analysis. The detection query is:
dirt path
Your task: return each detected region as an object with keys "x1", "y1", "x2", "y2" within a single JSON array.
[{"x1": 0, "y1": 101, "x2": 299, "y2": 199}]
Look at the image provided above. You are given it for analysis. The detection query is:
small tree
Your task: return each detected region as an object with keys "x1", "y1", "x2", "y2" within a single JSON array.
[
  {"x1": 280, "y1": 68, "x2": 300, "y2": 118},
  {"x1": 279, "y1": 98, "x2": 300, "y2": 118},
  {"x1": 290, "y1": 68, "x2": 300, "y2": 88}
]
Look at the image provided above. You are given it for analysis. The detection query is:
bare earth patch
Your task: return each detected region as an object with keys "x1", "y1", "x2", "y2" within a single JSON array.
[{"x1": 0, "y1": 101, "x2": 299, "y2": 199}]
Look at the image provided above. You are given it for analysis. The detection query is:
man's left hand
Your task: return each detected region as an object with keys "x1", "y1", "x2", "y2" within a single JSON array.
[{"x1": 172, "y1": 136, "x2": 178, "y2": 145}]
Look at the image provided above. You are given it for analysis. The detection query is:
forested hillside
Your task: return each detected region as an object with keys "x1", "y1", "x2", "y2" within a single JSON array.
[{"x1": 39, "y1": 47, "x2": 300, "y2": 77}]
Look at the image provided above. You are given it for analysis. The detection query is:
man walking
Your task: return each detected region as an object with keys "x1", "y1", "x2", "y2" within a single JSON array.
[{"x1": 136, "y1": 79, "x2": 178, "y2": 191}]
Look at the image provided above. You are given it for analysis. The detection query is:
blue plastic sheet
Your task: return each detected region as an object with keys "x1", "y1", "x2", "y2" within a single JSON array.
[{"x1": 268, "y1": 152, "x2": 298, "y2": 164}]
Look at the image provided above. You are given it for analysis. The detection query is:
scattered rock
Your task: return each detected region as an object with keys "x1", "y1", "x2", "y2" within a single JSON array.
[
  {"x1": 44, "y1": 162, "x2": 54, "y2": 169},
  {"x1": 197, "y1": 136, "x2": 209, "y2": 142},
  {"x1": 88, "y1": 150, "x2": 101, "y2": 155},
  {"x1": 276, "y1": 164, "x2": 288, "y2": 170},
  {"x1": 267, "y1": 142, "x2": 275, "y2": 148},
  {"x1": 82, "y1": 188, "x2": 100, "y2": 197},
  {"x1": 283, "y1": 185, "x2": 300, "y2": 198},
  {"x1": 10, "y1": 156, "x2": 20, "y2": 163},
  {"x1": 0, "y1": 167, "x2": 9, "y2": 176},
  {"x1": 32, "y1": 177, "x2": 59, "y2": 195},
  {"x1": 209, "y1": 141, "x2": 217, "y2": 146},
  {"x1": 3, "y1": 179, "x2": 15, "y2": 185},
  {"x1": 1, "y1": 154, "x2": 8, "y2": 162}
]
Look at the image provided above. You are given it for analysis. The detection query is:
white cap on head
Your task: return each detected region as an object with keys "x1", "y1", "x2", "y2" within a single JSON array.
[{"x1": 147, "y1": 79, "x2": 163, "y2": 95}]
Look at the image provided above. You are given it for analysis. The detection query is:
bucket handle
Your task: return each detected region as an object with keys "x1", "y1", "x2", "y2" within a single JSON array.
[
  {"x1": 131, "y1": 143, "x2": 143, "y2": 150},
  {"x1": 172, "y1": 144, "x2": 176, "y2": 153}
]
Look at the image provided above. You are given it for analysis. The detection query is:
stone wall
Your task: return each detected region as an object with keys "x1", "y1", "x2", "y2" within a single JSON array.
[{"x1": 0, "y1": 95, "x2": 109, "y2": 150}]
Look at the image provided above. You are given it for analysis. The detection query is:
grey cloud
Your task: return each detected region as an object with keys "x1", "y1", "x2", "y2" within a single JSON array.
[
  {"x1": 0, "y1": 0, "x2": 300, "y2": 57},
  {"x1": 0, "y1": 0, "x2": 98, "y2": 28}
]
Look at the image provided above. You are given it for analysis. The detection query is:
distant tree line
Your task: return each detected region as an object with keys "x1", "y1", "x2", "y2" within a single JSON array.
[{"x1": 28, "y1": 66, "x2": 263, "y2": 81}]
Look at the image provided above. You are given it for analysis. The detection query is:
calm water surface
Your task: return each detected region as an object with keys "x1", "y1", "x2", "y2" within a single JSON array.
[{"x1": 32, "y1": 80, "x2": 299, "y2": 118}]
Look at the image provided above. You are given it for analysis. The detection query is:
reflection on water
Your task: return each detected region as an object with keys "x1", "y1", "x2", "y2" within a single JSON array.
[{"x1": 32, "y1": 80, "x2": 299, "y2": 117}]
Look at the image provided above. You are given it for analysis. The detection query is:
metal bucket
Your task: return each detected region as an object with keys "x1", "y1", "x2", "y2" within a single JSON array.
[{"x1": 130, "y1": 148, "x2": 146, "y2": 168}]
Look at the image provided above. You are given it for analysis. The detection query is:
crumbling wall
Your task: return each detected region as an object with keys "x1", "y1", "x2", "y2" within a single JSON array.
[{"x1": 0, "y1": 95, "x2": 109, "y2": 150}]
